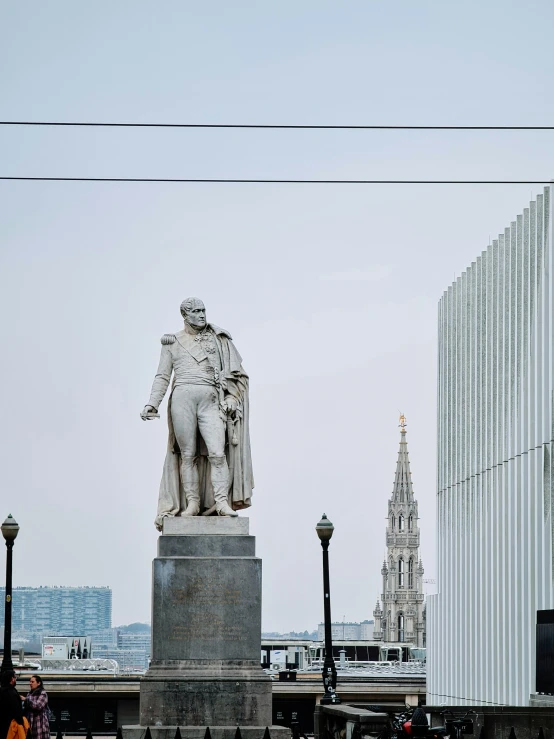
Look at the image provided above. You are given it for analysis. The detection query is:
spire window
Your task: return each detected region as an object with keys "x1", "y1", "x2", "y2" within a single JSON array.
[
  {"x1": 397, "y1": 613, "x2": 405, "y2": 642},
  {"x1": 391, "y1": 515, "x2": 396, "y2": 530},
  {"x1": 398, "y1": 557, "x2": 405, "y2": 587},
  {"x1": 408, "y1": 515, "x2": 413, "y2": 532},
  {"x1": 398, "y1": 515, "x2": 404, "y2": 531},
  {"x1": 408, "y1": 557, "x2": 414, "y2": 589}
]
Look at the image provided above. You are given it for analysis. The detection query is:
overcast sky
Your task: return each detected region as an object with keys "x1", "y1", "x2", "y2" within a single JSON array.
[{"x1": 1, "y1": 0, "x2": 554, "y2": 631}]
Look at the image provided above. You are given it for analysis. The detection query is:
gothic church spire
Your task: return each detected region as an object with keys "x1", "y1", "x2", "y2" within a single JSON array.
[
  {"x1": 372, "y1": 415, "x2": 426, "y2": 647},
  {"x1": 392, "y1": 414, "x2": 414, "y2": 504}
]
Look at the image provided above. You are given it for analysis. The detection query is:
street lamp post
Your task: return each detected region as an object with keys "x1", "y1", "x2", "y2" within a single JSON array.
[
  {"x1": 316, "y1": 513, "x2": 340, "y2": 705},
  {"x1": 1, "y1": 514, "x2": 20, "y2": 675}
]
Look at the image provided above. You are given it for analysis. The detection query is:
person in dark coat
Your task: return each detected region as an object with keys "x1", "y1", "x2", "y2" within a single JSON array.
[{"x1": 0, "y1": 670, "x2": 24, "y2": 739}]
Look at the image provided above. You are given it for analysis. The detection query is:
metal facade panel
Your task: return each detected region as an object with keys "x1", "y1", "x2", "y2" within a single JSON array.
[{"x1": 429, "y1": 186, "x2": 554, "y2": 707}]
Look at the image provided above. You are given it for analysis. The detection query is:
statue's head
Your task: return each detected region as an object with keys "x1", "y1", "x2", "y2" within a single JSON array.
[{"x1": 180, "y1": 297, "x2": 207, "y2": 330}]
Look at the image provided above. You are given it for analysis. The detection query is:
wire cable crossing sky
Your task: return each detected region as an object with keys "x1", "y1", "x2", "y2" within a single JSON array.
[
  {"x1": 1, "y1": 177, "x2": 553, "y2": 185},
  {"x1": 2, "y1": 121, "x2": 554, "y2": 130}
]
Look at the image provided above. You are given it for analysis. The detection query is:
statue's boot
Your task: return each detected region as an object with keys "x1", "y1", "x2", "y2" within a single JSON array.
[
  {"x1": 209, "y1": 454, "x2": 238, "y2": 517},
  {"x1": 181, "y1": 455, "x2": 201, "y2": 516}
]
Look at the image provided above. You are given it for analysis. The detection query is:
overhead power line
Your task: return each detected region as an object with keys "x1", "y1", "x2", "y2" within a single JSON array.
[
  {"x1": 429, "y1": 692, "x2": 509, "y2": 706},
  {"x1": 1, "y1": 121, "x2": 554, "y2": 130},
  {"x1": 0, "y1": 177, "x2": 552, "y2": 184}
]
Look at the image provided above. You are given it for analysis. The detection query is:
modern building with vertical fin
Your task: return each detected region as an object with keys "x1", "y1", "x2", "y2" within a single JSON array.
[
  {"x1": 373, "y1": 416, "x2": 426, "y2": 647},
  {"x1": 428, "y1": 185, "x2": 554, "y2": 706}
]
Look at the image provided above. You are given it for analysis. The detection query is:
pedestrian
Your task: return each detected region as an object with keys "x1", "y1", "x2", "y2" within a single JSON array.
[
  {"x1": 24, "y1": 675, "x2": 50, "y2": 739},
  {"x1": 0, "y1": 669, "x2": 25, "y2": 739}
]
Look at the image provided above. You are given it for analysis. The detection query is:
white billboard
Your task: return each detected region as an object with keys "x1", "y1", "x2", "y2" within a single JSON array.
[{"x1": 41, "y1": 636, "x2": 92, "y2": 660}]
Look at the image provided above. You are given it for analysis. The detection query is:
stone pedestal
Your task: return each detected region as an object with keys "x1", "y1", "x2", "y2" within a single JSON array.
[{"x1": 123, "y1": 517, "x2": 287, "y2": 739}]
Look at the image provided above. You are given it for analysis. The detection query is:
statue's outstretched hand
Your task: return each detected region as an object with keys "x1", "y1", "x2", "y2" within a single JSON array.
[
  {"x1": 141, "y1": 405, "x2": 159, "y2": 421},
  {"x1": 225, "y1": 397, "x2": 238, "y2": 415}
]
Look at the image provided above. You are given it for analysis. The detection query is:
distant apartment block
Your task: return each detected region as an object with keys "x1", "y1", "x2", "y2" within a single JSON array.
[
  {"x1": 317, "y1": 621, "x2": 373, "y2": 641},
  {"x1": 359, "y1": 621, "x2": 374, "y2": 640},
  {"x1": 117, "y1": 631, "x2": 151, "y2": 656},
  {"x1": 92, "y1": 629, "x2": 151, "y2": 671},
  {"x1": 92, "y1": 646, "x2": 148, "y2": 671},
  {"x1": 0, "y1": 586, "x2": 112, "y2": 636}
]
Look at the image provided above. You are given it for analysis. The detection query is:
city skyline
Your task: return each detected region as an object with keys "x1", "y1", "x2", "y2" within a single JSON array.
[{"x1": 2, "y1": 584, "x2": 379, "y2": 636}]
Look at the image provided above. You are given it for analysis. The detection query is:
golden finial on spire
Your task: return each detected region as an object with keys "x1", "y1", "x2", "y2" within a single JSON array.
[{"x1": 399, "y1": 413, "x2": 407, "y2": 433}]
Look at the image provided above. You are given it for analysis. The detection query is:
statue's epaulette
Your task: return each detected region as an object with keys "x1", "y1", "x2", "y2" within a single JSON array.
[{"x1": 161, "y1": 334, "x2": 176, "y2": 345}]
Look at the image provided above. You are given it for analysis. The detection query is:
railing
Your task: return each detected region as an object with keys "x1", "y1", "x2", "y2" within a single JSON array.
[
  {"x1": 318, "y1": 706, "x2": 551, "y2": 739},
  {"x1": 503, "y1": 730, "x2": 546, "y2": 739},
  {"x1": 385, "y1": 534, "x2": 420, "y2": 546},
  {"x1": 448, "y1": 722, "x2": 547, "y2": 739},
  {"x1": 426, "y1": 705, "x2": 554, "y2": 739},
  {"x1": 54, "y1": 728, "x2": 279, "y2": 739},
  {"x1": 314, "y1": 704, "x2": 387, "y2": 739},
  {"x1": 40, "y1": 658, "x2": 119, "y2": 674},
  {"x1": 383, "y1": 591, "x2": 424, "y2": 602}
]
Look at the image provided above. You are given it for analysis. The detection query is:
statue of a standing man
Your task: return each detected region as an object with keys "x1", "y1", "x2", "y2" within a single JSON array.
[{"x1": 141, "y1": 298, "x2": 253, "y2": 530}]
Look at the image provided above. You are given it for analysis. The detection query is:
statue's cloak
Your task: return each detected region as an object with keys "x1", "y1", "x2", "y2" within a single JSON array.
[{"x1": 154, "y1": 325, "x2": 253, "y2": 530}]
